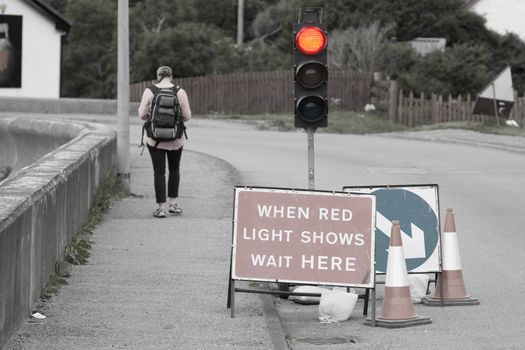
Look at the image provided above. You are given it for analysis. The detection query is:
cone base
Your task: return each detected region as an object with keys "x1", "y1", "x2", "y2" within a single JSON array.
[
  {"x1": 422, "y1": 295, "x2": 480, "y2": 306},
  {"x1": 364, "y1": 315, "x2": 431, "y2": 328}
]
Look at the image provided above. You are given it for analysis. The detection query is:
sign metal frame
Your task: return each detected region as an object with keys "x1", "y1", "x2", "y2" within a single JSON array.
[
  {"x1": 227, "y1": 186, "x2": 377, "y2": 318},
  {"x1": 343, "y1": 184, "x2": 442, "y2": 274}
]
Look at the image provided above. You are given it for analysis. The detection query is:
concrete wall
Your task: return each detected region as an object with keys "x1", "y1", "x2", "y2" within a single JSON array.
[
  {"x1": 0, "y1": 117, "x2": 78, "y2": 173},
  {"x1": 0, "y1": 96, "x2": 139, "y2": 115},
  {"x1": 0, "y1": 116, "x2": 117, "y2": 347},
  {"x1": 1, "y1": 0, "x2": 67, "y2": 98}
]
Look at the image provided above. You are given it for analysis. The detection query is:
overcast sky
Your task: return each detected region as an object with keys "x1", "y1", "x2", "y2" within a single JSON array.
[{"x1": 473, "y1": 0, "x2": 525, "y2": 40}]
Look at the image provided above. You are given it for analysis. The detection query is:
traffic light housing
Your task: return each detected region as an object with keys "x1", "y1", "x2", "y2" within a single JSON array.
[{"x1": 293, "y1": 9, "x2": 328, "y2": 129}]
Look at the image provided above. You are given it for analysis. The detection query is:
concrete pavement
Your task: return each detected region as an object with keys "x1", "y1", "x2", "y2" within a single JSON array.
[{"x1": 2, "y1": 123, "x2": 280, "y2": 349}]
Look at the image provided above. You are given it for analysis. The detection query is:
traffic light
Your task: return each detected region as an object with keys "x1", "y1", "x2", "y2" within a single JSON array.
[{"x1": 293, "y1": 8, "x2": 328, "y2": 129}]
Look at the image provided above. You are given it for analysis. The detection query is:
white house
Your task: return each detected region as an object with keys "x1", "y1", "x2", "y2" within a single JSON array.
[{"x1": 0, "y1": 0, "x2": 70, "y2": 98}]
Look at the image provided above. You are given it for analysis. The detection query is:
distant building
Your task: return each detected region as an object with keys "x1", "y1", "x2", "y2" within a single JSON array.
[
  {"x1": 0, "y1": 0, "x2": 70, "y2": 98},
  {"x1": 408, "y1": 37, "x2": 447, "y2": 56}
]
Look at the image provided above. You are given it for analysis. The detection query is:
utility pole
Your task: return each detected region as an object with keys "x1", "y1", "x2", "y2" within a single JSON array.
[
  {"x1": 237, "y1": 0, "x2": 244, "y2": 45},
  {"x1": 117, "y1": 0, "x2": 130, "y2": 191}
]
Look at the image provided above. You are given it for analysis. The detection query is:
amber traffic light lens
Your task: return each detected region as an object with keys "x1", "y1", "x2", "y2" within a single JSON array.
[
  {"x1": 296, "y1": 62, "x2": 328, "y2": 89},
  {"x1": 295, "y1": 26, "x2": 327, "y2": 55}
]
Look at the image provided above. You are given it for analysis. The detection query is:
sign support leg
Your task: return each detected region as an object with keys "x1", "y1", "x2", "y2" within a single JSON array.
[
  {"x1": 371, "y1": 288, "x2": 376, "y2": 327},
  {"x1": 230, "y1": 279, "x2": 236, "y2": 318},
  {"x1": 227, "y1": 276, "x2": 232, "y2": 309},
  {"x1": 439, "y1": 272, "x2": 444, "y2": 307}
]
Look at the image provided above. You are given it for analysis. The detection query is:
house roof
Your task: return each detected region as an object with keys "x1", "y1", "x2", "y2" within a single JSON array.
[{"x1": 24, "y1": 0, "x2": 71, "y2": 32}]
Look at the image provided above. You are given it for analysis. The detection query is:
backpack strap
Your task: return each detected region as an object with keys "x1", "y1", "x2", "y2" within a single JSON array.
[
  {"x1": 172, "y1": 85, "x2": 188, "y2": 139},
  {"x1": 149, "y1": 84, "x2": 161, "y2": 94},
  {"x1": 172, "y1": 85, "x2": 187, "y2": 139}
]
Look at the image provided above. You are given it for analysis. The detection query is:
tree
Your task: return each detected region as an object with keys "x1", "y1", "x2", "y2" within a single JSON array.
[
  {"x1": 492, "y1": 33, "x2": 525, "y2": 93},
  {"x1": 376, "y1": 42, "x2": 419, "y2": 80},
  {"x1": 398, "y1": 44, "x2": 493, "y2": 96},
  {"x1": 329, "y1": 22, "x2": 392, "y2": 73},
  {"x1": 60, "y1": 0, "x2": 116, "y2": 98},
  {"x1": 44, "y1": 0, "x2": 525, "y2": 99},
  {"x1": 132, "y1": 22, "x2": 235, "y2": 81}
]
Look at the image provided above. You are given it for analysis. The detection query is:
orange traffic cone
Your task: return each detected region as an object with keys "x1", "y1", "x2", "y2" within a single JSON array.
[
  {"x1": 423, "y1": 208, "x2": 479, "y2": 306},
  {"x1": 365, "y1": 221, "x2": 431, "y2": 328}
]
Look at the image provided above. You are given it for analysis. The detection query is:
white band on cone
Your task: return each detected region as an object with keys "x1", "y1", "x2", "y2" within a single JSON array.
[
  {"x1": 385, "y1": 246, "x2": 409, "y2": 287},
  {"x1": 442, "y1": 231, "x2": 462, "y2": 270}
]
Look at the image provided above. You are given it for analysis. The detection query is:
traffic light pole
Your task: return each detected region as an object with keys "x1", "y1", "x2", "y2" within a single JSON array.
[
  {"x1": 307, "y1": 127, "x2": 315, "y2": 190},
  {"x1": 117, "y1": 0, "x2": 130, "y2": 192}
]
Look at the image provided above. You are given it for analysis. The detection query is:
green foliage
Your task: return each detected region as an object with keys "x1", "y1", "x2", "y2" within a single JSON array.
[
  {"x1": 43, "y1": 0, "x2": 525, "y2": 99},
  {"x1": 40, "y1": 171, "x2": 126, "y2": 300},
  {"x1": 396, "y1": 43, "x2": 493, "y2": 96},
  {"x1": 494, "y1": 33, "x2": 525, "y2": 93},
  {"x1": 60, "y1": 0, "x2": 117, "y2": 98},
  {"x1": 376, "y1": 42, "x2": 420, "y2": 80},
  {"x1": 64, "y1": 238, "x2": 91, "y2": 265},
  {"x1": 323, "y1": 111, "x2": 408, "y2": 134},
  {"x1": 207, "y1": 110, "x2": 407, "y2": 134},
  {"x1": 0, "y1": 166, "x2": 12, "y2": 181},
  {"x1": 132, "y1": 22, "x2": 234, "y2": 82},
  {"x1": 229, "y1": 39, "x2": 291, "y2": 73},
  {"x1": 329, "y1": 22, "x2": 393, "y2": 72}
]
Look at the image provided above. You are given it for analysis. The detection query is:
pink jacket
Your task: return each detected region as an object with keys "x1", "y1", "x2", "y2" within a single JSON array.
[{"x1": 138, "y1": 81, "x2": 192, "y2": 150}]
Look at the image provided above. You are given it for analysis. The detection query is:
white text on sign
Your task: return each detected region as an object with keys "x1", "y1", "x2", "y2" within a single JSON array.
[
  {"x1": 257, "y1": 204, "x2": 353, "y2": 221},
  {"x1": 250, "y1": 254, "x2": 357, "y2": 271}
]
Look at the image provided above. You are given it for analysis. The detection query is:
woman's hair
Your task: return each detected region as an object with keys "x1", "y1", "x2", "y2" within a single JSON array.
[{"x1": 155, "y1": 66, "x2": 172, "y2": 83}]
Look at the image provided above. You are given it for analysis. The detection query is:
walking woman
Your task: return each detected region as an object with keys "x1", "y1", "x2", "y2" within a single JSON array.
[{"x1": 138, "y1": 66, "x2": 192, "y2": 218}]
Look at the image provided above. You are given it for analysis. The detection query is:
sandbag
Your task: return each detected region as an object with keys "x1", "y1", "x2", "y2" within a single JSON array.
[{"x1": 318, "y1": 290, "x2": 358, "y2": 322}]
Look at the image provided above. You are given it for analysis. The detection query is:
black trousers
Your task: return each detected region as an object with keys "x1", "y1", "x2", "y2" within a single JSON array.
[{"x1": 147, "y1": 145, "x2": 183, "y2": 204}]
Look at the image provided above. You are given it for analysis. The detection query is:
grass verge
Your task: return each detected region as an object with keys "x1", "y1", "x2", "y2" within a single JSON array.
[
  {"x1": 41, "y1": 170, "x2": 128, "y2": 300},
  {"x1": 0, "y1": 166, "x2": 12, "y2": 182},
  {"x1": 413, "y1": 120, "x2": 525, "y2": 137},
  {"x1": 202, "y1": 111, "x2": 524, "y2": 136}
]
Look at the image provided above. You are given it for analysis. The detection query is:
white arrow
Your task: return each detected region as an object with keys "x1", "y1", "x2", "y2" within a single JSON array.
[{"x1": 376, "y1": 212, "x2": 426, "y2": 259}]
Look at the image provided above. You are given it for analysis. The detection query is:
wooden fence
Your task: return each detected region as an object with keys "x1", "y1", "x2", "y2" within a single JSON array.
[
  {"x1": 372, "y1": 79, "x2": 525, "y2": 127},
  {"x1": 130, "y1": 70, "x2": 372, "y2": 115},
  {"x1": 131, "y1": 70, "x2": 525, "y2": 127}
]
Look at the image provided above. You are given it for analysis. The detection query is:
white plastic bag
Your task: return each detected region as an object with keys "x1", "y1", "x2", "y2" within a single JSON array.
[
  {"x1": 408, "y1": 274, "x2": 431, "y2": 303},
  {"x1": 318, "y1": 290, "x2": 358, "y2": 322}
]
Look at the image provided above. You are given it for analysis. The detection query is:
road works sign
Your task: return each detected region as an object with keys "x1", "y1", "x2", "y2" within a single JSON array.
[
  {"x1": 232, "y1": 187, "x2": 376, "y2": 288},
  {"x1": 344, "y1": 185, "x2": 441, "y2": 273},
  {"x1": 473, "y1": 66, "x2": 514, "y2": 118}
]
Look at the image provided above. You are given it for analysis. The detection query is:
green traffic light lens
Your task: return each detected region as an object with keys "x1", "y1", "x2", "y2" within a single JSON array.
[
  {"x1": 296, "y1": 62, "x2": 327, "y2": 89},
  {"x1": 297, "y1": 96, "x2": 326, "y2": 122}
]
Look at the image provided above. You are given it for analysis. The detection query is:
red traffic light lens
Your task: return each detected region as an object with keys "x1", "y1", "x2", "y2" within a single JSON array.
[
  {"x1": 296, "y1": 26, "x2": 327, "y2": 55},
  {"x1": 297, "y1": 95, "x2": 327, "y2": 122},
  {"x1": 296, "y1": 62, "x2": 328, "y2": 89}
]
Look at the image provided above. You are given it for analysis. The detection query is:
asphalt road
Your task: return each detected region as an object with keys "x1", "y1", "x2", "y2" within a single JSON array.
[
  {"x1": 3, "y1": 115, "x2": 525, "y2": 349},
  {"x1": 185, "y1": 120, "x2": 525, "y2": 349}
]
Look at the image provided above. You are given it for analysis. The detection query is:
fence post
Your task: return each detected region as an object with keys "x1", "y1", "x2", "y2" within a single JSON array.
[
  {"x1": 419, "y1": 92, "x2": 425, "y2": 126},
  {"x1": 388, "y1": 80, "x2": 399, "y2": 124},
  {"x1": 431, "y1": 93, "x2": 437, "y2": 124},
  {"x1": 408, "y1": 91, "x2": 414, "y2": 127},
  {"x1": 447, "y1": 94, "x2": 452, "y2": 122}
]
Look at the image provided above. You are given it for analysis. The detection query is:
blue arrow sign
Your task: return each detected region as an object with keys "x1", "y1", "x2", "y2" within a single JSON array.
[{"x1": 371, "y1": 188, "x2": 439, "y2": 273}]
